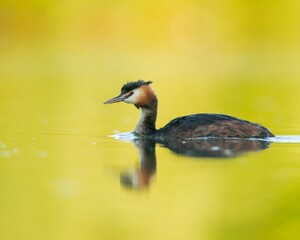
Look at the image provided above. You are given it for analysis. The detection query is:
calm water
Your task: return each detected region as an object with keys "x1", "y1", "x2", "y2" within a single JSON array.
[{"x1": 1, "y1": 78, "x2": 300, "y2": 240}]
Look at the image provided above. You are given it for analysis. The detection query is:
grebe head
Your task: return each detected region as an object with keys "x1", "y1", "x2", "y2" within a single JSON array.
[{"x1": 104, "y1": 80, "x2": 157, "y2": 109}]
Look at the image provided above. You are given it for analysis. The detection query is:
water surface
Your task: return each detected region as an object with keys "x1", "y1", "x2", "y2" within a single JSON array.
[
  {"x1": 1, "y1": 72, "x2": 300, "y2": 240},
  {"x1": 1, "y1": 119, "x2": 300, "y2": 240}
]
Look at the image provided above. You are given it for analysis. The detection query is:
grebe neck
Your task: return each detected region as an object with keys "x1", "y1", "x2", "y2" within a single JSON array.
[{"x1": 134, "y1": 103, "x2": 157, "y2": 136}]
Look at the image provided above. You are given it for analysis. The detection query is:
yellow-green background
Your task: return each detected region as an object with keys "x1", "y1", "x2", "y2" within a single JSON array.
[{"x1": 1, "y1": 1, "x2": 300, "y2": 240}]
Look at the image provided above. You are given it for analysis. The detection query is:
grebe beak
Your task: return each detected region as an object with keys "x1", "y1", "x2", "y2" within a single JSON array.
[{"x1": 104, "y1": 94, "x2": 127, "y2": 104}]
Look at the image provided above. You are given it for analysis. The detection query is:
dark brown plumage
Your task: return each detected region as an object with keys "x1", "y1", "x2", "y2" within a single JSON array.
[{"x1": 156, "y1": 114, "x2": 274, "y2": 139}]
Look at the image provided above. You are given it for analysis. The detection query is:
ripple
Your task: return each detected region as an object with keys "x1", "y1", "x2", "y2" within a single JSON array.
[
  {"x1": 108, "y1": 133, "x2": 300, "y2": 144},
  {"x1": 109, "y1": 132, "x2": 139, "y2": 141},
  {"x1": 268, "y1": 135, "x2": 300, "y2": 143}
]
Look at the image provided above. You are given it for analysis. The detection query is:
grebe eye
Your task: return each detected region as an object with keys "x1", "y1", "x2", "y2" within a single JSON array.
[{"x1": 128, "y1": 91, "x2": 134, "y2": 97}]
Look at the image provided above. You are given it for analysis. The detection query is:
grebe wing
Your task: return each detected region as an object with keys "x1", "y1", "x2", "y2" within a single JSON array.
[
  {"x1": 157, "y1": 113, "x2": 274, "y2": 138},
  {"x1": 163, "y1": 114, "x2": 240, "y2": 128}
]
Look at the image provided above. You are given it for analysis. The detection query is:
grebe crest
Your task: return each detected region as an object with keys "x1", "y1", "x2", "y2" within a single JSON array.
[
  {"x1": 122, "y1": 81, "x2": 157, "y2": 109},
  {"x1": 104, "y1": 80, "x2": 274, "y2": 139}
]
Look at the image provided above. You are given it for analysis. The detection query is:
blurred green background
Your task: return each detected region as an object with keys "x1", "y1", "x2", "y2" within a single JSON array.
[
  {"x1": 1, "y1": 0, "x2": 300, "y2": 134},
  {"x1": 1, "y1": 1, "x2": 300, "y2": 240}
]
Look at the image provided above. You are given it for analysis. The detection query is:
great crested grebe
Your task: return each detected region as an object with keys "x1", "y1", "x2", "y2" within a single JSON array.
[{"x1": 104, "y1": 80, "x2": 274, "y2": 139}]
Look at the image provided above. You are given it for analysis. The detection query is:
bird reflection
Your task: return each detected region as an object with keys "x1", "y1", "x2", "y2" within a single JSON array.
[
  {"x1": 158, "y1": 138, "x2": 270, "y2": 158},
  {"x1": 120, "y1": 137, "x2": 271, "y2": 189},
  {"x1": 120, "y1": 139, "x2": 156, "y2": 189}
]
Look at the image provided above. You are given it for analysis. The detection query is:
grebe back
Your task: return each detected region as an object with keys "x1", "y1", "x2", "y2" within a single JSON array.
[{"x1": 104, "y1": 80, "x2": 274, "y2": 139}]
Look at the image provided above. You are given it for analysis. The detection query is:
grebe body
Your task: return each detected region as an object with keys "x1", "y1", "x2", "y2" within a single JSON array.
[{"x1": 104, "y1": 80, "x2": 274, "y2": 139}]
